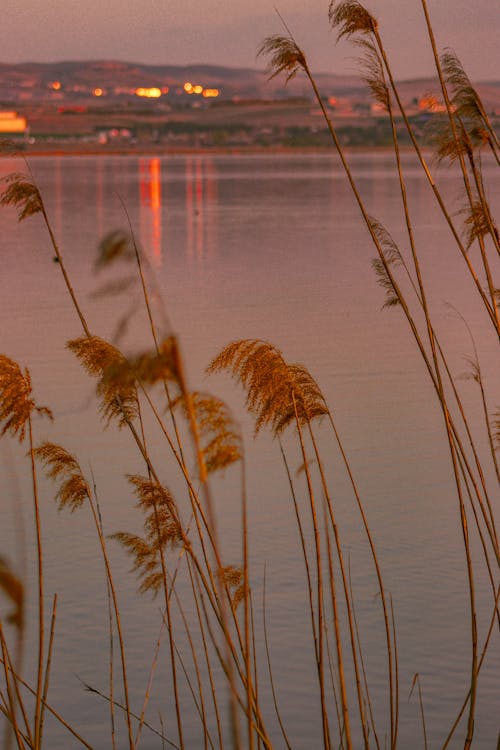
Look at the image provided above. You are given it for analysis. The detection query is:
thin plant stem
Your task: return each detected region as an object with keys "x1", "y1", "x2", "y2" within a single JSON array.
[
  {"x1": 390, "y1": 596, "x2": 399, "y2": 749},
  {"x1": 241, "y1": 456, "x2": 255, "y2": 750},
  {"x1": 279, "y1": 439, "x2": 319, "y2": 666},
  {"x1": 0, "y1": 655, "x2": 95, "y2": 749},
  {"x1": 291, "y1": 46, "x2": 480, "y2": 746},
  {"x1": 293, "y1": 395, "x2": 333, "y2": 750},
  {"x1": 324, "y1": 619, "x2": 344, "y2": 750},
  {"x1": 348, "y1": 562, "x2": 381, "y2": 750},
  {"x1": 38, "y1": 593, "x2": 57, "y2": 748},
  {"x1": 0, "y1": 623, "x2": 26, "y2": 750},
  {"x1": 169, "y1": 581, "x2": 212, "y2": 750},
  {"x1": 87, "y1": 488, "x2": 135, "y2": 750},
  {"x1": 409, "y1": 674, "x2": 428, "y2": 750},
  {"x1": 91, "y1": 478, "x2": 117, "y2": 750},
  {"x1": 2, "y1": 638, "x2": 33, "y2": 748},
  {"x1": 369, "y1": 28, "x2": 499, "y2": 337},
  {"x1": 117, "y1": 195, "x2": 186, "y2": 463},
  {"x1": 262, "y1": 567, "x2": 292, "y2": 750},
  {"x1": 170, "y1": 637, "x2": 215, "y2": 750},
  {"x1": 327, "y1": 410, "x2": 396, "y2": 747},
  {"x1": 442, "y1": 584, "x2": 500, "y2": 749},
  {"x1": 418, "y1": 0, "x2": 500, "y2": 265},
  {"x1": 308, "y1": 423, "x2": 370, "y2": 749},
  {"x1": 134, "y1": 612, "x2": 166, "y2": 747},
  {"x1": 80, "y1": 679, "x2": 180, "y2": 750},
  {"x1": 28, "y1": 416, "x2": 44, "y2": 750},
  {"x1": 185, "y1": 556, "x2": 224, "y2": 750}
]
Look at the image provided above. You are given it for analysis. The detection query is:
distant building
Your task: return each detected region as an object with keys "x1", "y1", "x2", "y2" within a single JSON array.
[{"x1": 0, "y1": 111, "x2": 28, "y2": 136}]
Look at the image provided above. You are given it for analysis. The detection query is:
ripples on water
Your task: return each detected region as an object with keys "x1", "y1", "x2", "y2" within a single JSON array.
[{"x1": 0, "y1": 152, "x2": 498, "y2": 748}]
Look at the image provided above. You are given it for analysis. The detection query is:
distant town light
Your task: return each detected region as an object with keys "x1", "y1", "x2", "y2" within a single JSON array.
[
  {"x1": 161, "y1": 86, "x2": 169, "y2": 94},
  {"x1": 0, "y1": 111, "x2": 27, "y2": 133},
  {"x1": 50, "y1": 81, "x2": 61, "y2": 91},
  {"x1": 93, "y1": 88, "x2": 104, "y2": 97},
  {"x1": 184, "y1": 82, "x2": 193, "y2": 93},
  {"x1": 193, "y1": 84, "x2": 203, "y2": 95},
  {"x1": 202, "y1": 88, "x2": 220, "y2": 98},
  {"x1": 135, "y1": 87, "x2": 162, "y2": 98},
  {"x1": 418, "y1": 94, "x2": 447, "y2": 113}
]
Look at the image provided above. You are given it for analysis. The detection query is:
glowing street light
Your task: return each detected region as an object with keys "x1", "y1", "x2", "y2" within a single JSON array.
[{"x1": 135, "y1": 87, "x2": 162, "y2": 98}]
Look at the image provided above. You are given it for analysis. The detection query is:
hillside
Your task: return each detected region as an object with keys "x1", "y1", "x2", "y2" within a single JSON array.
[{"x1": 0, "y1": 60, "x2": 498, "y2": 151}]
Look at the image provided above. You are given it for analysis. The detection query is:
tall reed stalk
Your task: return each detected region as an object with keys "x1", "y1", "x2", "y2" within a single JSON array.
[{"x1": 1, "y1": 6, "x2": 498, "y2": 746}]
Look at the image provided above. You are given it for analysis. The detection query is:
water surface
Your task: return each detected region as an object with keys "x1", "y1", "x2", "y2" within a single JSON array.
[{"x1": 0, "y1": 152, "x2": 498, "y2": 748}]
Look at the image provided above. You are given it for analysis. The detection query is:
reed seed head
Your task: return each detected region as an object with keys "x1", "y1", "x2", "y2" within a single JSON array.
[
  {"x1": 369, "y1": 218, "x2": 403, "y2": 309},
  {"x1": 441, "y1": 50, "x2": 484, "y2": 126},
  {"x1": 356, "y1": 38, "x2": 389, "y2": 110},
  {"x1": 67, "y1": 336, "x2": 139, "y2": 428},
  {"x1": 461, "y1": 201, "x2": 496, "y2": 250},
  {"x1": 207, "y1": 340, "x2": 328, "y2": 435},
  {"x1": 329, "y1": 1, "x2": 378, "y2": 39},
  {"x1": 258, "y1": 35, "x2": 307, "y2": 82},
  {"x1": 0, "y1": 556, "x2": 24, "y2": 630},
  {"x1": 219, "y1": 565, "x2": 245, "y2": 610},
  {"x1": 172, "y1": 391, "x2": 242, "y2": 474},
  {"x1": 34, "y1": 442, "x2": 91, "y2": 512},
  {"x1": 112, "y1": 475, "x2": 182, "y2": 596},
  {"x1": 0, "y1": 172, "x2": 43, "y2": 222},
  {"x1": 0, "y1": 355, "x2": 52, "y2": 441},
  {"x1": 95, "y1": 229, "x2": 135, "y2": 269}
]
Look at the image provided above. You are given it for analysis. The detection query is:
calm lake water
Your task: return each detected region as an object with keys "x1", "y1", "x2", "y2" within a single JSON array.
[{"x1": 0, "y1": 152, "x2": 498, "y2": 749}]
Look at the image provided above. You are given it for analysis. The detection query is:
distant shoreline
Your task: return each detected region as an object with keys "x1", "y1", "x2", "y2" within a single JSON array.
[{"x1": 2, "y1": 143, "x2": 420, "y2": 158}]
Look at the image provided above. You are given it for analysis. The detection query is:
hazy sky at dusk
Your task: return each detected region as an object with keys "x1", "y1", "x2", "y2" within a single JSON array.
[{"x1": 2, "y1": 0, "x2": 498, "y2": 80}]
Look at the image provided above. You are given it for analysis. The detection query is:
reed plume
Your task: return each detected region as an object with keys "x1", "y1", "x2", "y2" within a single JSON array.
[
  {"x1": 0, "y1": 173, "x2": 43, "y2": 222},
  {"x1": 328, "y1": 0, "x2": 377, "y2": 38},
  {"x1": 369, "y1": 219, "x2": 403, "y2": 308},
  {"x1": 441, "y1": 50, "x2": 499, "y2": 155},
  {"x1": 95, "y1": 229, "x2": 135, "y2": 269},
  {"x1": 0, "y1": 356, "x2": 51, "y2": 750},
  {"x1": 461, "y1": 201, "x2": 496, "y2": 251},
  {"x1": 34, "y1": 443, "x2": 90, "y2": 513},
  {"x1": 218, "y1": 566, "x2": 245, "y2": 612},
  {"x1": 356, "y1": 38, "x2": 390, "y2": 111},
  {"x1": 172, "y1": 391, "x2": 242, "y2": 474},
  {"x1": 103, "y1": 336, "x2": 179, "y2": 389},
  {"x1": 0, "y1": 356, "x2": 52, "y2": 441},
  {"x1": 257, "y1": 36, "x2": 306, "y2": 82},
  {"x1": 112, "y1": 475, "x2": 183, "y2": 596},
  {"x1": 207, "y1": 340, "x2": 328, "y2": 435},
  {"x1": 33, "y1": 441, "x2": 136, "y2": 749},
  {"x1": 67, "y1": 336, "x2": 138, "y2": 427},
  {"x1": 429, "y1": 115, "x2": 485, "y2": 164},
  {"x1": 0, "y1": 558, "x2": 24, "y2": 631}
]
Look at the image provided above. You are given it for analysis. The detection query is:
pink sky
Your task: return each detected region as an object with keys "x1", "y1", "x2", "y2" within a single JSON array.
[{"x1": 2, "y1": 0, "x2": 498, "y2": 80}]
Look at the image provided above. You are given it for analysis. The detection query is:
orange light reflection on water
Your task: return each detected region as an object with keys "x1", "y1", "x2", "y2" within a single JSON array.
[
  {"x1": 96, "y1": 158, "x2": 104, "y2": 238},
  {"x1": 139, "y1": 157, "x2": 162, "y2": 266},
  {"x1": 54, "y1": 157, "x2": 63, "y2": 242},
  {"x1": 185, "y1": 156, "x2": 217, "y2": 267}
]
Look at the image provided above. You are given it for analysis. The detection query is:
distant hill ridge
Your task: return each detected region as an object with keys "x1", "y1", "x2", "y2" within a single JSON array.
[{"x1": 0, "y1": 60, "x2": 498, "y2": 108}]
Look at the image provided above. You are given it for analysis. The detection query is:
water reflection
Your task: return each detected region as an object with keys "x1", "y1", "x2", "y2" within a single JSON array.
[
  {"x1": 54, "y1": 156, "x2": 63, "y2": 240},
  {"x1": 95, "y1": 157, "x2": 104, "y2": 238},
  {"x1": 185, "y1": 156, "x2": 217, "y2": 267},
  {"x1": 139, "y1": 157, "x2": 162, "y2": 265},
  {"x1": 0, "y1": 153, "x2": 498, "y2": 749}
]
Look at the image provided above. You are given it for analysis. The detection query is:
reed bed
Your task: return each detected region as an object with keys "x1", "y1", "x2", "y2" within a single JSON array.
[{"x1": 0, "y1": 2, "x2": 498, "y2": 748}]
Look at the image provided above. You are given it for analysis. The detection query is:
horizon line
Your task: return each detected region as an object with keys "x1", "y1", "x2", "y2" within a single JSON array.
[{"x1": 1, "y1": 58, "x2": 499, "y2": 85}]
